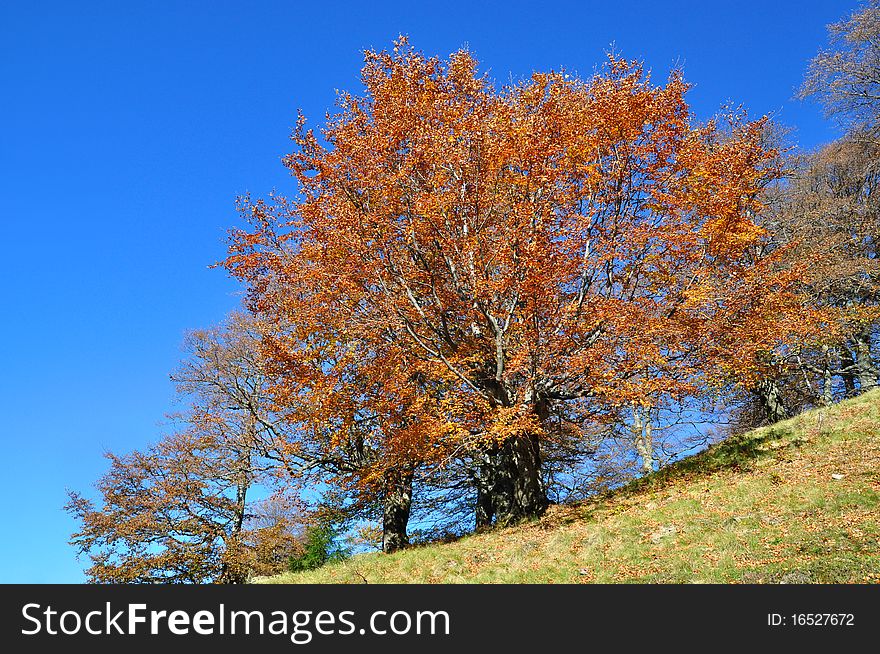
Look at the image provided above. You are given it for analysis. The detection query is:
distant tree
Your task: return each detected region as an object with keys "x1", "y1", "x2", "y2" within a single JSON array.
[
  {"x1": 65, "y1": 430, "x2": 304, "y2": 583},
  {"x1": 724, "y1": 1, "x2": 880, "y2": 422},
  {"x1": 66, "y1": 315, "x2": 305, "y2": 583},
  {"x1": 771, "y1": 138, "x2": 880, "y2": 400},
  {"x1": 801, "y1": 1, "x2": 880, "y2": 140}
]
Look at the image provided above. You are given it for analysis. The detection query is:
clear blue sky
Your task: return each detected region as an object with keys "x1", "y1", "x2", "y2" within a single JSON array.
[{"x1": 0, "y1": 0, "x2": 850, "y2": 582}]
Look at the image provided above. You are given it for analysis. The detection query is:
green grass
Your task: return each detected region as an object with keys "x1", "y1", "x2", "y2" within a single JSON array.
[{"x1": 258, "y1": 389, "x2": 880, "y2": 584}]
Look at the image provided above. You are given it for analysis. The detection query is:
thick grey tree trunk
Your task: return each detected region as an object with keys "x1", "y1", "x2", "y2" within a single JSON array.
[
  {"x1": 854, "y1": 328, "x2": 878, "y2": 392},
  {"x1": 756, "y1": 379, "x2": 789, "y2": 424},
  {"x1": 381, "y1": 468, "x2": 413, "y2": 553},
  {"x1": 475, "y1": 433, "x2": 548, "y2": 527},
  {"x1": 493, "y1": 433, "x2": 548, "y2": 525},
  {"x1": 474, "y1": 477, "x2": 494, "y2": 530}
]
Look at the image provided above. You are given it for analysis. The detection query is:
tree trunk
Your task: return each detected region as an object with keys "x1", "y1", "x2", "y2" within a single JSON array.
[
  {"x1": 632, "y1": 404, "x2": 654, "y2": 475},
  {"x1": 381, "y1": 468, "x2": 413, "y2": 553},
  {"x1": 756, "y1": 378, "x2": 789, "y2": 424},
  {"x1": 219, "y1": 444, "x2": 252, "y2": 584},
  {"x1": 474, "y1": 482, "x2": 494, "y2": 530},
  {"x1": 840, "y1": 347, "x2": 858, "y2": 397},
  {"x1": 478, "y1": 433, "x2": 548, "y2": 527},
  {"x1": 854, "y1": 328, "x2": 878, "y2": 392},
  {"x1": 821, "y1": 346, "x2": 834, "y2": 406}
]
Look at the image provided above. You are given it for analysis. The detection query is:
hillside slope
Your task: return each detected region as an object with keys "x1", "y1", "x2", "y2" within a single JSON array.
[{"x1": 259, "y1": 390, "x2": 880, "y2": 584}]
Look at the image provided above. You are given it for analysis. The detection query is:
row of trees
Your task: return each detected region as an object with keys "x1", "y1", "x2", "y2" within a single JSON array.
[
  {"x1": 68, "y1": 3, "x2": 879, "y2": 582},
  {"x1": 767, "y1": 0, "x2": 880, "y2": 413}
]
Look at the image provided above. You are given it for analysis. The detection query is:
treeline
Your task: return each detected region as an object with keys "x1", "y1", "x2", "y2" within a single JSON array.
[{"x1": 68, "y1": 3, "x2": 879, "y2": 583}]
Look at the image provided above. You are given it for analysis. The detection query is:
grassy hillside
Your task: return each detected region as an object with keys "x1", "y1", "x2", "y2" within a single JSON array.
[{"x1": 259, "y1": 390, "x2": 880, "y2": 584}]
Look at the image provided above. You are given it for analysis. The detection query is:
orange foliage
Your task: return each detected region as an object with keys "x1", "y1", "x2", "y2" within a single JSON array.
[{"x1": 224, "y1": 39, "x2": 818, "y2": 519}]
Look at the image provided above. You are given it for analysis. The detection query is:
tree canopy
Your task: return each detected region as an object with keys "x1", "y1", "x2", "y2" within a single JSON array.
[{"x1": 69, "y1": 14, "x2": 880, "y2": 580}]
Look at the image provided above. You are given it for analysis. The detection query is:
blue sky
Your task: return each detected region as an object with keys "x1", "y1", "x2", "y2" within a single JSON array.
[{"x1": 0, "y1": 0, "x2": 851, "y2": 582}]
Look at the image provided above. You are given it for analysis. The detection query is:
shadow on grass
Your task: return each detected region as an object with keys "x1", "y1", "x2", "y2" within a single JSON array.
[{"x1": 616, "y1": 423, "x2": 801, "y2": 498}]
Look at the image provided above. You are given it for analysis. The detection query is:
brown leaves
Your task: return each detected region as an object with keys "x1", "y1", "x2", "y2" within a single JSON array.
[
  {"x1": 66, "y1": 317, "x2": 309, "y2": 584},
  {"x1": 222, "y1": 41, "x2": 806, "y2": 489}
]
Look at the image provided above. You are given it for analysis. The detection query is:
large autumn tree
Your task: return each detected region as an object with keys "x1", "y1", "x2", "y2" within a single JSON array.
[{"x1": 225, "y1": 39, "x2": 812, "y2": 527}]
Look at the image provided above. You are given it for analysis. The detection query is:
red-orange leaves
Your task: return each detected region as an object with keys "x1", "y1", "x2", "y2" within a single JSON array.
[{"x1": 224, "y1": 41, "x2": 807, "y2": 523}]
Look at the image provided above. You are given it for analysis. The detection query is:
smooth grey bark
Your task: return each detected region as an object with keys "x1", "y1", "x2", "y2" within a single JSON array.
[
  {"x1": 631, "y1": 404, "x2": 654, "y2": 475},
  {"x1": 821, "y1": 346, "x2": 835, "y2": 406}
]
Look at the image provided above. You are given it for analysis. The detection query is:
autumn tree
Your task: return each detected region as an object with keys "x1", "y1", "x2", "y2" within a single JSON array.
[
  {"x1": 178, "y1": 309, "x2": 431, "y2": 552},
  {"x1": 224, "y1": 40, "x2": 811, "y2": 528},
  {"x1": 230, "y1": 247, "x2": 460, "y2": 551},
  {"x1": 67, "y1": 315, "x2": 305, "y2": 583},
  {"x1": 730, "y1": 2, "x2": 880, "y2": 415},
  {"x1": 767, "y1": 138, "x2": 880, "y2": 402},
  {"x1": 65, "y1": 430, "x2": 304, "y2": 583},
  {"x1": 791, "y1": 1, "x2": 880, "y2": 400}
]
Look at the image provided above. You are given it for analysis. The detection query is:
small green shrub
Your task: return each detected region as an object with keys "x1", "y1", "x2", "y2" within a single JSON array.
[{"x1": 288, "y1": 521, "x2": 349, "y2": 573}]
